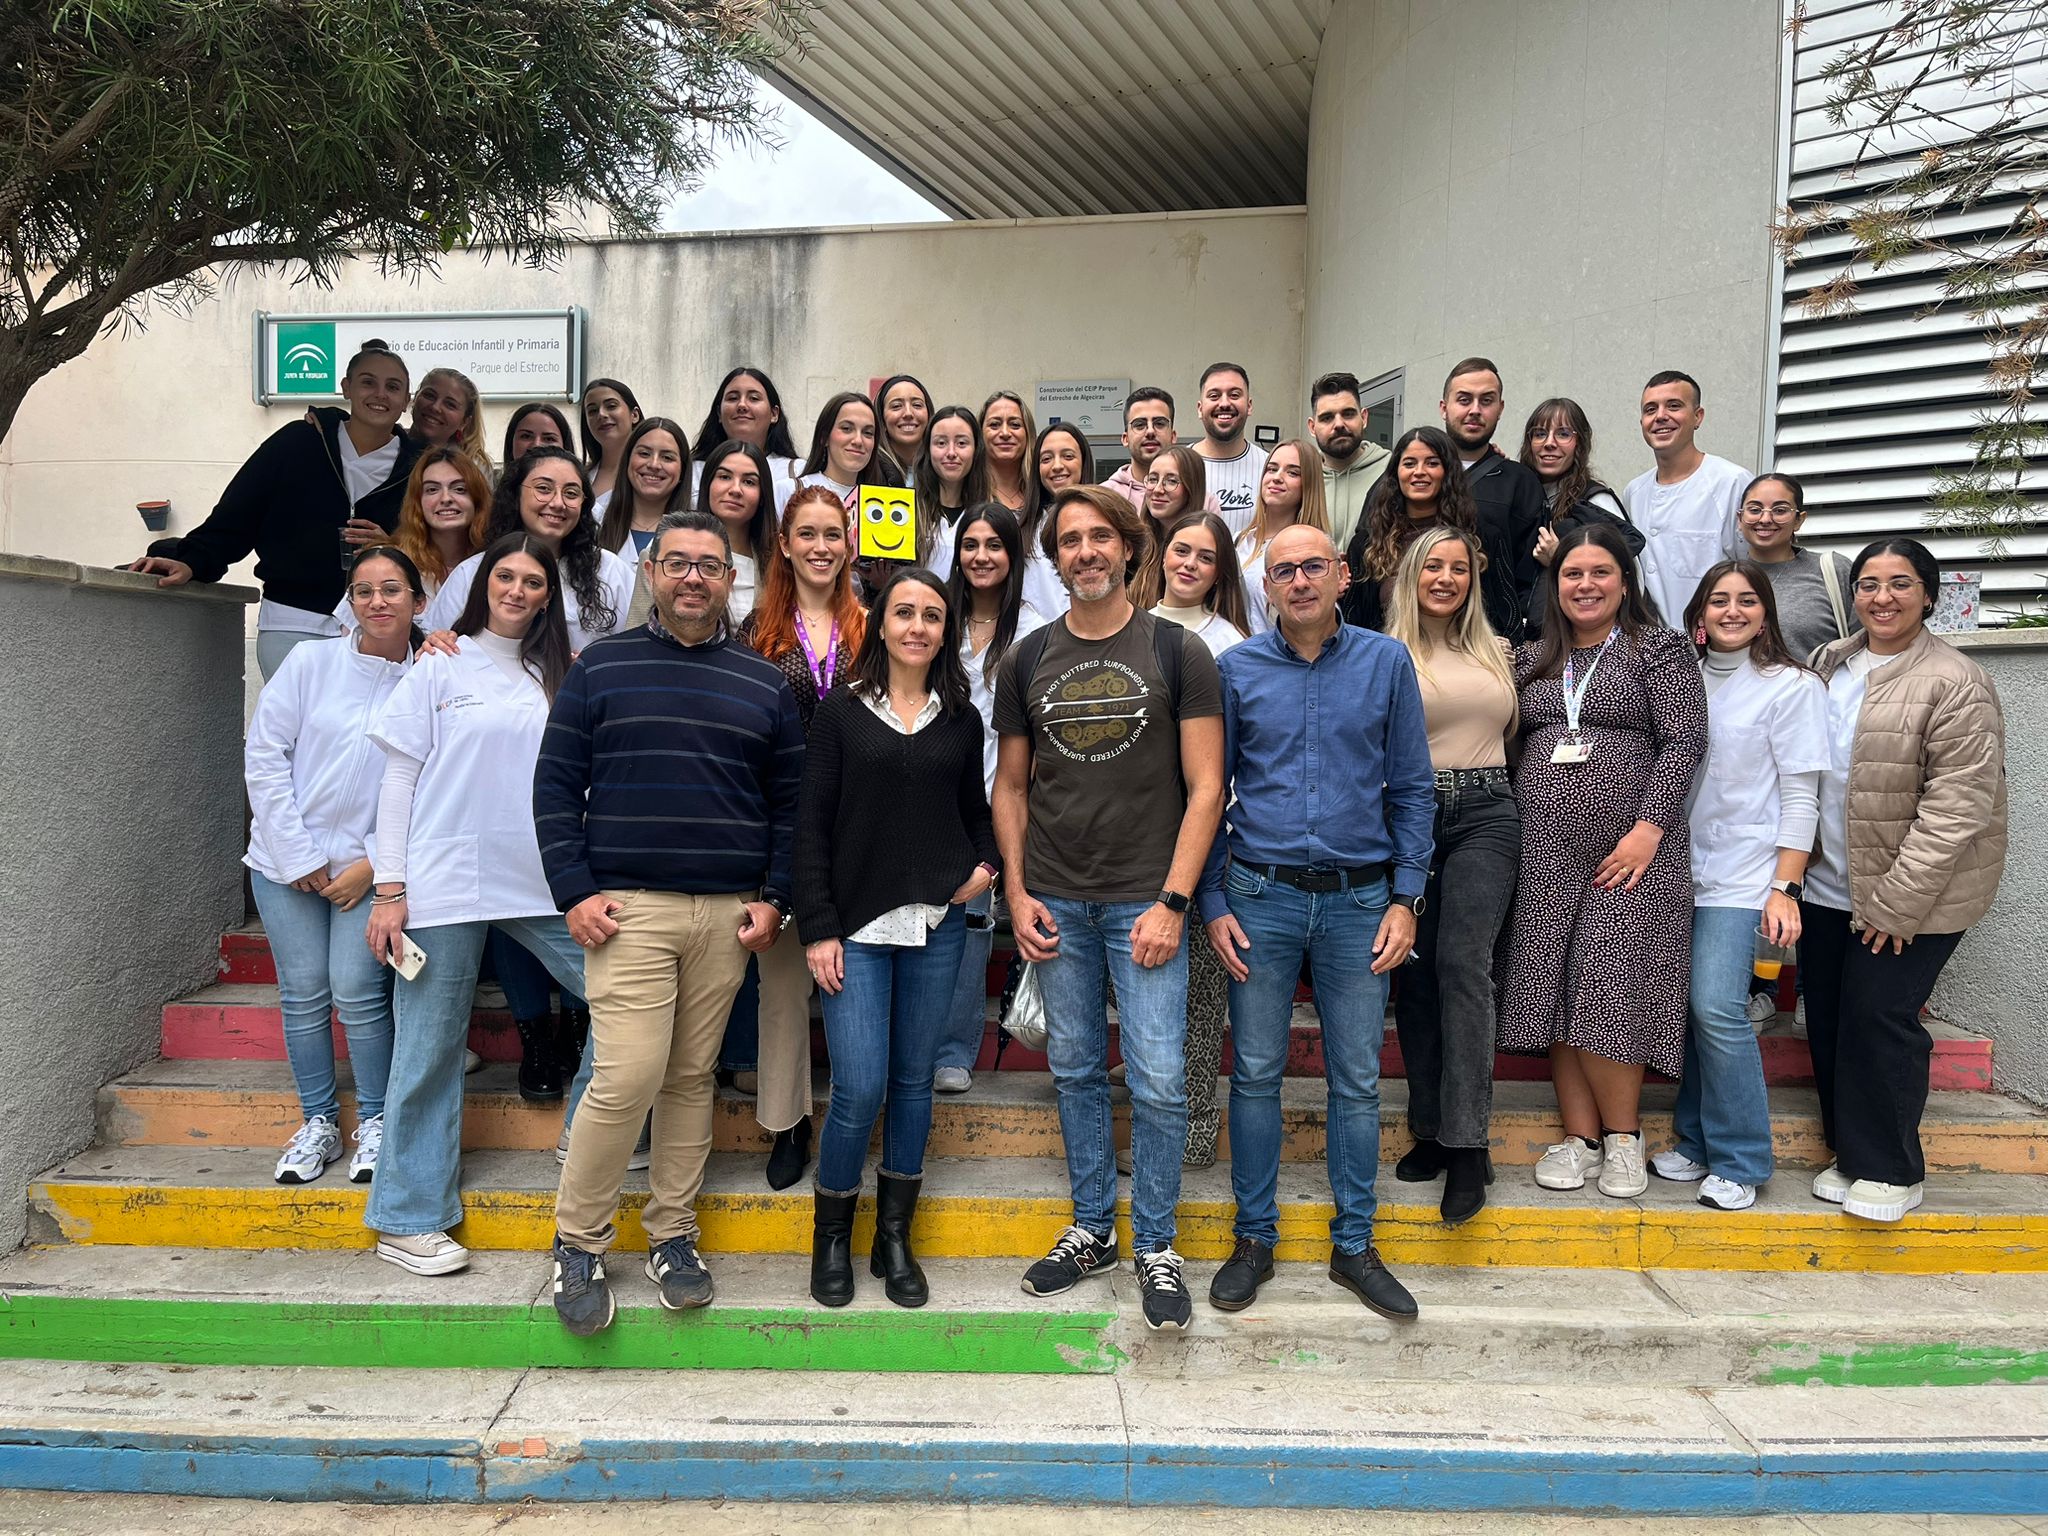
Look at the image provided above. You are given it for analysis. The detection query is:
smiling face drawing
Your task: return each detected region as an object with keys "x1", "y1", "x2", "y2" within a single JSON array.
[{"x1": 858, "y1": 486, "x2": 917, "y2": 561}]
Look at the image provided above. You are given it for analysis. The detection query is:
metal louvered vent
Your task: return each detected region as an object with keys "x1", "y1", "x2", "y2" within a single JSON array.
[{"x1": 1769, "y1": 0, "x2": 2048, "y2": 611}]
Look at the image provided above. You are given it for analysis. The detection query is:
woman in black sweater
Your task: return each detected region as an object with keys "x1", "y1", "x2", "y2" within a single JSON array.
[
  {"x1": 795, "y1": 566, "x2": 1000, "y2": 1310},
  {"x1": 128, "y1": 339, "x2": 421, "y2": 679}
]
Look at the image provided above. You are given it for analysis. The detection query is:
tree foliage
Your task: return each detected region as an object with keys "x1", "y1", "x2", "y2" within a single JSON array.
[
  {"x1": 1776, "y1": 0, "x2": 2047, "y2": 560},
  {"x1": 0, "y1": 0, "x2": 808, "y2": 441}
]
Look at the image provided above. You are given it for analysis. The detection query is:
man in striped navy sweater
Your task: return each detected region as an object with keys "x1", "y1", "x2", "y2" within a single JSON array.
[{"x1": 535, "y1": 509, "x2": 806, "y2": 1334}]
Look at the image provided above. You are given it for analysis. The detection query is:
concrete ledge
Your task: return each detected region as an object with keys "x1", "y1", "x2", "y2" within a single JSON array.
[
  {"x1": 0, "y1": 553, "x2": 257, "y2": 605},
  {"x1": 1946, "y1": 626, "x2": 2048, "y2": 652}
]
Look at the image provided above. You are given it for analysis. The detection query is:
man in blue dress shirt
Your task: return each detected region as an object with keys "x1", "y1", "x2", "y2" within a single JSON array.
[{"x1": 1198, "y1": 524, "x2": 1436, "y2": 1318}]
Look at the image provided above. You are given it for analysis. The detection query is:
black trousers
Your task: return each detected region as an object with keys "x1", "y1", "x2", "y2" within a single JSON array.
[
  {"x1": 1393, "y1": 777, "x2": 1519, "y2": 1148},
  {"x1": 1799, "y1": 901, "x2": 1963, "y2": 1185}
]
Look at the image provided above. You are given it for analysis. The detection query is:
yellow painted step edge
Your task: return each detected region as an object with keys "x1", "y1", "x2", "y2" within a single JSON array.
[{"x1": 30, "y1": 1179, "x2": 2048, "y2": 1275}]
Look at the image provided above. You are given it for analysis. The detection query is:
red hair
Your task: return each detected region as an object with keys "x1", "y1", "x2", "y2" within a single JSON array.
[{"x1": 749, "y1": 485, "x2": 867, "y2": 661}]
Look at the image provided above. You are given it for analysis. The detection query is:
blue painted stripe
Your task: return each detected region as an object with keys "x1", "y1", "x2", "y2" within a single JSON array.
[{"x1": 2, "y1": 1431, "x2": 2046, "y2": 1514}]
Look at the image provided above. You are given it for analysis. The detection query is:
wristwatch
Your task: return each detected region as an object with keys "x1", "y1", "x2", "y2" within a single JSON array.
[
  {"x1": 1156, "y1": 889, "x2": 1191, "y2": 914},
  {"x1": 763, "y1": 894, "x2": 794, "y2": 931},
  {"x1": 1392, "y1": 893, "x2": 1427, "y2": 915},
  {"x1": 1771, "y1": 880, "x2": 1804, "y2": 900}
]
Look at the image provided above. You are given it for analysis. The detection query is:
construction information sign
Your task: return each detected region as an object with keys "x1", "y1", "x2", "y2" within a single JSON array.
[{"x1": 256, "y1": 309, "x2": 584, "y2": 403}]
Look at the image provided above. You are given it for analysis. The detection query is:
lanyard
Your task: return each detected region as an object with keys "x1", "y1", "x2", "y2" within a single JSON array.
[
  {"x1": 793, "y1": 609, "x2": 839, "y2": 699},
  {"x1": 1561, "y1": 626, "x2": 1618, "y2": 738}
]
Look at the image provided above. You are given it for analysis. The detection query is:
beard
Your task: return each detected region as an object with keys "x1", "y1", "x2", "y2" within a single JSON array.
[
  {"x1": 1321, "y1": 429, "x2": 1361, "y2": 458},
  {"x1": 1063, "y1": 565, "x2": 1118, "y2": 602}
]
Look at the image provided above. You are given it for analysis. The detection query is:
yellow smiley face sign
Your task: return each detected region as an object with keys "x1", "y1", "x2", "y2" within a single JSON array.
[{"x1": 858, "y1": 486, "x2": 917, "y2": 561}]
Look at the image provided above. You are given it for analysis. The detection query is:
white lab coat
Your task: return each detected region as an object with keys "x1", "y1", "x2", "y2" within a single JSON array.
[
  {"x1": 244, "y1": 633, "x2": 412, "y2": 884},
  {"x1": 368, "y1": 640, "x2": 557, "y2": 928},
  {"x1": 1686, "y1": 657, "x2": 1830, "y2": 908}
]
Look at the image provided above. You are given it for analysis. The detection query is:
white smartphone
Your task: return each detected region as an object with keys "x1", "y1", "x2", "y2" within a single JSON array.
[{"x1": 388, "y1": 933, "x2": 428, "y2": 982}]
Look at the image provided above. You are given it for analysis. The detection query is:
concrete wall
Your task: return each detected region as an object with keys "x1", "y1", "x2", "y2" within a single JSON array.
[
  {"x1": 1303, "y1": 0, "x2": 1781, "y2": 478},
  {"x1": 1930, "y1": 630, "x2": 2048, "y2": 1108},
  {"x1": 0, "y1": 209, "x2": 1305, "y2": 571},
  {"x1": 0, "y1": 558, "x2": 252, "y2": 1249}
]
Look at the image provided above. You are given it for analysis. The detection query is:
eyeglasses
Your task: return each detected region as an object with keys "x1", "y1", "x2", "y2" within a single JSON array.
[
  {"x1": 1853, "y1": 577, "x2": 1923, "y2": 596},
  {"x1": 1529, "y1": 426, "x2": 1578, "y2": 442},
  {"x1": 348, "y1": 582, "x2": 411, "y2": 602},
  {"x1": 1266, "y1": 558, "x2": 1334, "y2": 584},
  {"x1": 655, "y1": 555, "x2": 730, "y2": 580}
]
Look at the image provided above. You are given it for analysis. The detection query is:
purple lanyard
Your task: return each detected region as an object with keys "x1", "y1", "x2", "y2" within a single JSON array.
[{"x1": 793, "y1": 609, "x2": 839, "y2": 700}]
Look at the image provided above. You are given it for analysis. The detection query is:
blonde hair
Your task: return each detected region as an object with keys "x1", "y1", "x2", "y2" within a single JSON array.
[
  {"x1": 1243, "y1": 436, "x2": 1329, "y2": 556},
  {"x1": 1385, "y1": 526, "x2": 1517, "y2": 707}
]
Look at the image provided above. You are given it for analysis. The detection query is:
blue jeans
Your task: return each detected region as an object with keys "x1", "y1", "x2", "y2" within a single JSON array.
[
  {"x1": 932, "y1": 891, "x2": 996, "y2": 1072},
  {"x1": 816, "y1": 908, "x2": 968, "y2": 1190},
  {"x1": 365, "y1": 915, "x2": 583, "y2": 1237},
  {"x1": 1671, "y1": 906, "x2": 1776, "y2": 1186},
  {"x1": 248, "y1": 872, "x2": 394, "y2": 1124},
  {"x1": 1224, "y1": 866, "x2": 1389, "y2": 1254},
  {"x1": 1034, "y1": 895, "x2": 1188, "y2": 1253},
  {"x1": 491, "y1": 929, "x2": 587, "y2": 1019}
]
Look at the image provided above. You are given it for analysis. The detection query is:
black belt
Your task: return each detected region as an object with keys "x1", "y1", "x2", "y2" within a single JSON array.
[
  {"x1": 1239, "y1": 860, "x2": 1387, "y2": 894},
  {"x1": 1434, "y1": 766, "x2": 1509, "y2": 792}
]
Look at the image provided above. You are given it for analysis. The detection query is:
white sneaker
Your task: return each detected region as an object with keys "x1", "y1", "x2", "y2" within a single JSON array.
[
  {"x1": 1533, "y1": 1138, "x2": 1605, "y2": 1190},
  {"x1": 464, "y1": 1048, "x2": 484, "y2": 1074},
  {"x1": 1811, "y1": 1162, "x2": 1851, "y2": 1205},
  {"x1": 1843, "y1": 1179, "x2": 1923, "y2": 1222},
  {"x1": 273, "y1": 1116, "x2": 343, "y2": 1184},
  {"x1": 375, "y1": 1230, "x2": 470, "y2": 1275},
  {"x1": 347, "y1": 1114, "x2": 383, "y2": 1184},
  {"x1": 1746, "y1": 991, "x2": 1778, "y2": 1027},
  {"x1": 555, "y1": 1123, "x2": 650, "y2": 1171},
  {"x1": 933, "y1": 1066, "x2": 973, "y2": 1094},
  {"x1": 1792, "y1": 997, "x2": 1807, "y2": 1036},
  {"x1": 1650, "y1": 1149, "x2": 1708, "y2": 1183},
  {"x1": 1597, "y1": 1133, "x2": 1648, "y2": 1198},
  {"x1": 1698, "y1": 1174, "x2": 1757, "y2": 1211}
]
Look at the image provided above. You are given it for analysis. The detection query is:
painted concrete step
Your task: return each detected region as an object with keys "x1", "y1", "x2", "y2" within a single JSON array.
[
  {"x1": 1, "y1": 1359, "x2": 2045, "y2": 1512},
  {"x1": 157, "y1": 981, "x2": 2000, "y2": 1091},
  {"x1": 3, "y1": 1245, "x2": 2046, "y2": 1390},
  {"x1": 98, "y1": 1057, "x2": 2048, "y2": 1175},
  {"x1": 28, "y1": 1145, "x2": 2048, "y2": 1274}
]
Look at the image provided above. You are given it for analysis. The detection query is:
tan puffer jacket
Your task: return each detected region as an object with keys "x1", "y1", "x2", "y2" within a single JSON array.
[{"x1": 1813, "y1": 628, "x2": 2007, "y2": 937}]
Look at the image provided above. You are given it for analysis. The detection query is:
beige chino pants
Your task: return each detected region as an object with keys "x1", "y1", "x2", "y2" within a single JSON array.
[
  {"x1": 555, "y1": 889, "x2": 752, "y2": 1251},
  {"x1": 752, "y1": 922, "x2": 816, "y2": 1134}
]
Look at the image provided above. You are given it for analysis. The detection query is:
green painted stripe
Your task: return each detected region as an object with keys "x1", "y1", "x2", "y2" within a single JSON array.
[
  {"x1": 1755, "y1": 1342, "x2": 2048, "y2": 1388},
  {"x1": 0, "y1": 1296, "x2": 1124, "y2": 1375}
]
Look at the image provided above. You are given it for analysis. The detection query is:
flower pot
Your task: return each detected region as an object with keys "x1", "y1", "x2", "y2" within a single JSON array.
[
  {"x1": 1930, "y1": 570, "x2": 1982, "y2": 633},
  {"x1": 136, "y1": 500, "x2": 171, "y2": 533}
]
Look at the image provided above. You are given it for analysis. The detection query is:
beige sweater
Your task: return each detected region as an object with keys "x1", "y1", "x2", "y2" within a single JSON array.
[{"x1": 1812, "y1": 628, "x2": 2007, "y2": 936}]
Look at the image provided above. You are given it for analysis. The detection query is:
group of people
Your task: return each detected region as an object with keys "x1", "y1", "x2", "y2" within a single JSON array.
[{"x1": 134, "y1": 341, "x2": 2008, "y2": 1338}]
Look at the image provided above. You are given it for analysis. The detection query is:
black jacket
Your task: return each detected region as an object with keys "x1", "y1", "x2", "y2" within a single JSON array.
[
  {"x1": 1461, "y1": 448, "x2": 1546, "y2": 640},
  {"x1": 149, "y1": 413, "x2": 419, "y2": 613}
]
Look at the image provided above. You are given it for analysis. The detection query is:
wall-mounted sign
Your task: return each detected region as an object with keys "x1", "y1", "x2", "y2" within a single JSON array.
[
  {"x1": 255, "y1": 309, "x2": 585, "y2": 403},
  {"x1": 1034, "y1": 378, "x2": 1130, "y2": 439}
]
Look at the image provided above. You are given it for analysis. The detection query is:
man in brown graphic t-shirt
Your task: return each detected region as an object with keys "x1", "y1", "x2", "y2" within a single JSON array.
[{"x1": 993, "y1": 485, "x2": 1223, "y2": 1334}]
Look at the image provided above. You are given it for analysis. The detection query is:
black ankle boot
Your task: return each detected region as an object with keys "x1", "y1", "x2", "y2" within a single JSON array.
[
  {"x1": 810, "y1": 1187, "x2": 858, "y2": 1307},
  {"x1": 1440, "y1": 1146, "x2": 1493, "y2": 1226},
  {"x1": 1395, "y1": 1137, "x2": 1448, "y2": 1182},
  {"x1": 870, "y1": 1171, "x2": 928, "y2": 1308},
  {"x1": 555, "y1": 1006, "x2": 590, "y2": 1080},
  {"x1": 766, "y1": 1116, "x2": 811, "y2": 1191},
  {"x1": 514, "y1": 1016, "x2": 563, "y2": 1103}
]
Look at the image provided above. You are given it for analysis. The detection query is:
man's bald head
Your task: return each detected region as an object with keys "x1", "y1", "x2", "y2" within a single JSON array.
[{"x1": 1267, "y1": 524, "x2": 1338, "y2": 567}]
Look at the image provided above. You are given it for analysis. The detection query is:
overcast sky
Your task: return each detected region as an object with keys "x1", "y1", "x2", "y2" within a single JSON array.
[{"x1": 662, "y1": 81, "x2": 945, "y2": 232}]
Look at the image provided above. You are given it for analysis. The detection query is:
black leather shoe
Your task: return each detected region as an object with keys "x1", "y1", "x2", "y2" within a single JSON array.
[
  {"x1": 1440, "y1": 1146, "x2": 1493, "y2": 1226},
  {"x1": 1395, "y1": 1137, "x2": 1447, "y2": 1182},
  {"x1": 869, "y1": 1171, "x2": 928, "y2": 1307},
  {"x1": 767, "y1": 1116, "x2": 811, "y2": 1191},
  {"x1": 514, "y1": 1016, "x2": 563, "y2": 1104},
  {"x1": 810, "y1": 1187, "x2": 858, "y2": 1307},
  {"x1": 1207, "y1": 1237, "x2": 1274, "y2": 1312},
  {"x1": 554, "y1": 1006, "x2": 590, "y2": 1079},
  {"x1": 1329, "y1": 1245, "x2": 1418, "y2": 1320}
]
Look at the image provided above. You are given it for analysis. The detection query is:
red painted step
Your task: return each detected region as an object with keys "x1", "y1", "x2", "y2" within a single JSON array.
[{"x1": 160, "y1": 983, "x2": 1995, "y2": 1092}]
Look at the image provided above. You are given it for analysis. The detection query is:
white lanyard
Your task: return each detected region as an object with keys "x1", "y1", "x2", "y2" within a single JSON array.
[{"x1": 1561, "y1": 627, "x2": 1618, "y2": 740}]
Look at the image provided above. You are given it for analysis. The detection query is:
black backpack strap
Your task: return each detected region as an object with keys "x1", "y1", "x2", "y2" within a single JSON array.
[
  {"x1": 1148, "y1": 613, "x2": 1184, "y2": 726},
  {"x1": 1011, "y1": 624, "x2": 1055, "y2": 764}
]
